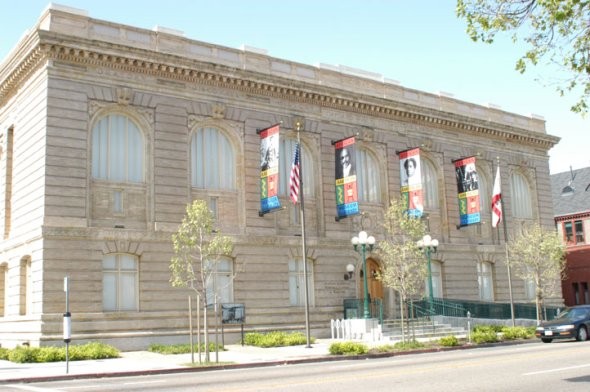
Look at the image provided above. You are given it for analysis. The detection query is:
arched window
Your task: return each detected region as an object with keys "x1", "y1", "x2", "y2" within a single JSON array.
[
  {"x1": 479, "y1": 172, "x2": 490, "y2": 216},
  {"x1": 477, "y1": 261, "x2": 494, "y2": 301},
  {"x1": 510, "y1": 172, "x2": 533, "y2": 218},
  {"x1": 92, "y1": 114, "x2": 144, "y2": 183},
  {"x1": 103, "y1": 254, "x2": 138, "y2": 312},
  {"x1": 205, "y1": 257, "x2": 234, "y2": 306},
  {"x1": 422, "y1": 159, "x2": 439, "y2": 209},
  {"x1": 279, "y1": 138, "x2": 313, "y2": 198},
  {"x1": 356, "y1": 148, "x2": 381, "y2": 203},
  {"x1": 191, "y1": 127, "x2": 235, "y2": 190},
  {"x1": 289, "y1": 258, "x2": 314, "y2": 306}
]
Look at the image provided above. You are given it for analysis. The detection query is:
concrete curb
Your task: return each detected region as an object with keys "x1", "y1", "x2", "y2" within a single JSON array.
[{"x1": 0, "y1": 339, "x2": 539, "y2": 384}]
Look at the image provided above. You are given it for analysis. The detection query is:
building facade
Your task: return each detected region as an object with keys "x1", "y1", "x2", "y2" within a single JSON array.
[
  {"x1": 552, "y1": 167, "x2": 590, "y2": 306},
  {"x1": 0, "y1": 5, "x2": 560, "y2": 349}
]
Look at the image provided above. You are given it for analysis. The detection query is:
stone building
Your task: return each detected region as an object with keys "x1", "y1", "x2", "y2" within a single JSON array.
[{"x1": 0, "y1": 5, "x2": 560, "y2": 349}]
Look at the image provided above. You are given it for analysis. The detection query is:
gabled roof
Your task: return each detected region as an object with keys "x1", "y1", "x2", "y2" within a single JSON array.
[{"x1": 551, "y1": 167, "x2": 590, "y2": 217}]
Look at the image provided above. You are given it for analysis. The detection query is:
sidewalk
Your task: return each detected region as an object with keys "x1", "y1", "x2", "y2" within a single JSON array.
[{"x1": 0, "y1": 340, "x2": 336, "y2": 384}]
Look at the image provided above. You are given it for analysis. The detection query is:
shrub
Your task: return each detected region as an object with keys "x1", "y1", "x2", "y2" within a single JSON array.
[
  {"x1": 471, "y1": 330, "x2": 498, "y2": 344},
  {"x1": 34, "y1": 346, "x2": 65, "y2": 362},
  {"x1": 0, "y1": 347, "x2": 10, "y2": 360},
  {"x1": 472, "y1": 324, "x2": 503, "y2": 333},
  {"x1": 8, "y1": 346, "x2": 38, "y2": 363},
  {"x1": 501, "y1": 326, "x2": 533, "y2": 340},
  {"x1": 7, "y1": 342, "x2": 119, "y2": 363},
  {"x1": 439, "y1": 335, "x2": 460, "y2": 347},
  {"x1": 148, "y1": 342, "x2": 223, "y2": 354},
  {"x1": 243, "y1": 331, "x2": 314, "y2": 348},
  {"x1": 328, "y1": 341, "x2": 368, "y2": 355},
  {"x1": 373, "y1": 344, "x2": 396, "y2": 353},
  {"x1": 393, "y1": 340, "x2": 426, "y2": 351}
]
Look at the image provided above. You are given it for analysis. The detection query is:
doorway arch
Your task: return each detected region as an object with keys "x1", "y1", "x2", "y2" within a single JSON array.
[{"x1": 360, "y1": 258, "x2": 383, "y2": 301}]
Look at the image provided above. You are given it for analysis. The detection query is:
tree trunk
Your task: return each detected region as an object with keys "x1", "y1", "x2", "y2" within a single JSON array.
[{"x1": 204, "y1": 299, "x2": 210, "y2": 362}]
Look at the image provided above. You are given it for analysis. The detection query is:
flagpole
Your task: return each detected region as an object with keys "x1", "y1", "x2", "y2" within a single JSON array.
[
  {"x1": 496, "y1": 157, "x2": 515, "y2": 327},
  {"x1": 296, "y1": 120, "x2": 312, "y2": 348}
]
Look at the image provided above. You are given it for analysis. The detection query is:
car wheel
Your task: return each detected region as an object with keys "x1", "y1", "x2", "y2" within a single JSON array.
[
  {"x1": 576, "y1": 326, "x2": 588, "y2": 341},
  {"x1": 541, "y1": 338, "x2": 552, "y2": 343}
]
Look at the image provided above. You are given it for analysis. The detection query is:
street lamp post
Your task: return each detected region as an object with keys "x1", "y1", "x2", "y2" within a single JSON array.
[
  {"x1": 417, "y1": 234, "x2": 438, "y2": 314},
  {"x1": 351, "y1": 231, "x2": 375, "y2": 319}
]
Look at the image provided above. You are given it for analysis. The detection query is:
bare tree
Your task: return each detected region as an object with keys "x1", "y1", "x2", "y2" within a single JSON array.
[
  {"x1": 377, "y1": 198, "x2": 427, "y2": 341},
  {"x1": 170, "y1": 200, "x2": 234, "y2": 362},
  {"x1": 507, "y1": 223, "x2": 566, "y2": 323}
]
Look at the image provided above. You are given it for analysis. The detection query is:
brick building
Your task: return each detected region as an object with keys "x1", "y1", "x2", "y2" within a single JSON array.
[{"x1": 552, "y1": 167, "x2": 590, "y2": 306}]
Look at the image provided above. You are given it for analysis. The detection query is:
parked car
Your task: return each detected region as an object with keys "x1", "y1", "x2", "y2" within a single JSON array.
[{"x1": 535, "y1": 305, "x2": 590, "y2": 343}]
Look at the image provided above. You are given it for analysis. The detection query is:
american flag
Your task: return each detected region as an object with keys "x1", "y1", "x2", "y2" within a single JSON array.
[
  {"x1": 289, "y1": 143, "x2": 300, "y2": 204},
  {"x1": 491, "y1": 166, "x2": 502, "y2": 228}
]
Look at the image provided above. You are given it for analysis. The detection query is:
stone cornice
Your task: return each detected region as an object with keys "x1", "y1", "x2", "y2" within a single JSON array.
[{"x1": 1, "y1": 39, "x2": 560, "y2": 150}]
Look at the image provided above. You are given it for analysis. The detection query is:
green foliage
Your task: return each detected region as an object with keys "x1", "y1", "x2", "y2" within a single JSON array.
[
  {"x1": 328, "y1": 341, "x2": 369, "y2": 355},
  {"x1": 473, "y1": 324, "x2": 503, "y2": 333},
  {"x1": 170, "y1": 200, "x2": 234, "y2": 302},
  {"x1": 0, "y1": 347, "x2": 10, "y2": 360},
  {"x1": 8, "y1": 346, "x2": 38, "y2": 363},
  {"x1": 6, "y1": 342, "x2": 119, "y2": 363},
  {"x1": 393, "y1": 340, "x2": 426, "y2": 351},
  {"x1": 378, "y1": 198, "x2": 427, "y2": 309},
  {"x1": 439, "y1": 335, "x2": 460, "y2": 346},
  {"x1": 508, "y1": 223, "x2": 566, "y2": 320},
  {"x1": 471, "y1": 330, "x2": 499, "y2": 344},
  {"x1": 243, "y1": 331, "x2": 313, "y2": 348},
  {"x1": 373, "y1": 344, "x2": 396, "y2": 353},
  {"x1": 500, "y1": 326, "x2": 534, "y2": 340},
  {"x1": 456, "y1": 0, "x2": 590, "y2": 114},
  {"x1": 148, "y1": 342, "x2": 224, "y2": 354}
]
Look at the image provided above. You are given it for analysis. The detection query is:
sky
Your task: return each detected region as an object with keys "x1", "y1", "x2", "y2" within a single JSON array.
[{"x1": 1, "y1": 0, "x2": 587, "y2": 175}]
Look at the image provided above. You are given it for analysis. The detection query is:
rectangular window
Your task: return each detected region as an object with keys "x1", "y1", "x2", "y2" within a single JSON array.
[
  {"x1": 583, "y1": 282, "x2": 589, "y2": 304},
  {"x1": 113, "y1": 190, "x2": 123, "y2": 214},
  {"x1": 573, "y1": 282, "x2": 580, "y2": 305},
  {"x1": 564, "y1": 221, "x2": 573, "y2": 243},
  {"x1": 102, "y1": 254, "x2": 138, "y2": 312},
  {"x1": 289, "y1": 259, "x2": 314, "y2": 306},
  {"x1": 427, "y1": 260, "x2": 443, "y2": 298},
  {"x1": 205, "y1": 258, "x2": 233, "y2": 305},
  {"x1": 575, "y1": 220, "x2": 584, "y2": 244},
  {"x1": 477, "y1": 261, "x2": 494, "y2": 301},
  {"x1": 208, "y1": 197, "x2": 218, "y2": 220}
]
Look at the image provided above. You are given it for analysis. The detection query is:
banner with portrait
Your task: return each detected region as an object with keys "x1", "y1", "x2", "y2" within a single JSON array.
[
  {"x1": 399, "y1": 148, "x2": 424, "y2": 218},
  {"x1": 259, "y1": 124, "x2": 281, "y2": 214},
  {"x1": 453, "y1": 156, "x2": 481, "y2": 227},
  {"x1": 334, "y1": 136, "x2": 358, "y2": 219}
]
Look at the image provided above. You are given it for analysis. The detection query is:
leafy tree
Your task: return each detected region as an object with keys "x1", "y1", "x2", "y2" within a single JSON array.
[
  {"x1": 170, "y1": 200, "x2": 234, "y2": 362},
  {"x1": 456, "y1": 0, "x2": 590, "y2": 113},
  {"x1": 507, "y1": 223, "x2": 565, "y2": 323},
  {"x1": 377, "y1": 198, "x2": 427, "y2": 341}
]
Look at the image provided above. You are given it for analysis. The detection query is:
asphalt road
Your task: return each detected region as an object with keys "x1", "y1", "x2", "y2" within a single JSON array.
[{"x1": 5, "y1": 340, "x2": 590, "y2": 391}]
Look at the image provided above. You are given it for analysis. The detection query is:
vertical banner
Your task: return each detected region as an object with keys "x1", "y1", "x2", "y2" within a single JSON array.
[
  {"x1": 399, "y1": 148, "x2": 424, "y2": 218},
  {"x1": 259, "y1": 124, "x2": 281, "y2": 214},
  {"x1": 454, "y1": 156, "x2": 481, "y2": 226},
  {"x1": 335, "y1": 136, "x2": 359, "y2": 219}
]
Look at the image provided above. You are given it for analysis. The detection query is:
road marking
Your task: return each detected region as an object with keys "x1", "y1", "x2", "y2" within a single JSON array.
[
  {"x1": 122, "y1": 380, "x2": 166, "y2": 385},
  {"x1": 523, "y1": 363, "x2": 590, "y2": 376},
  {"x1": 6, "y1": 385, "x2": 61, "y2": 392}
]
